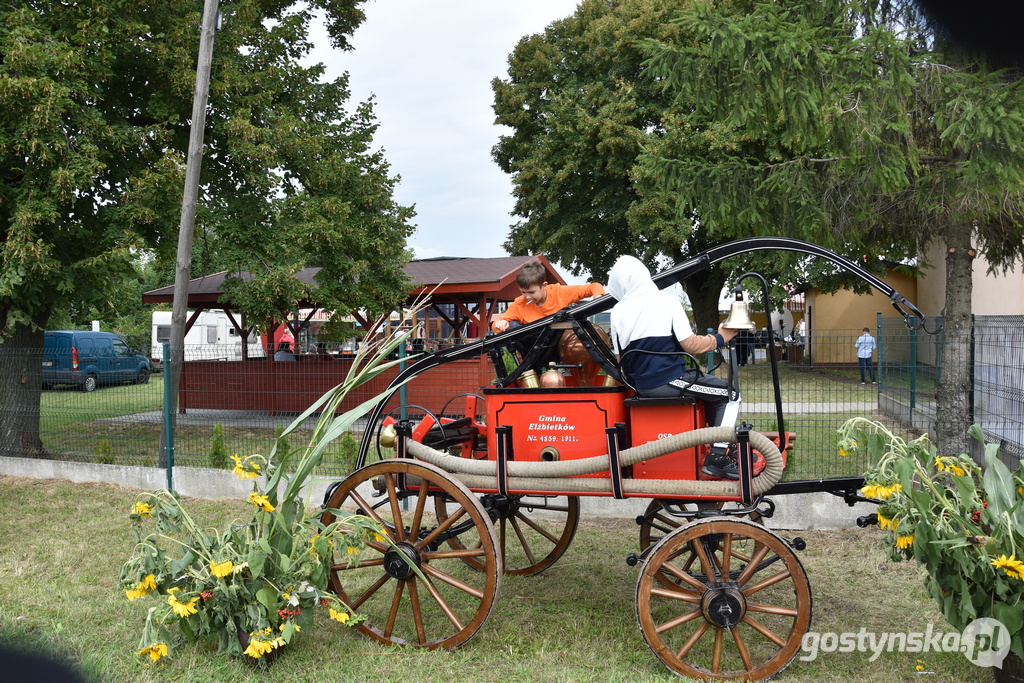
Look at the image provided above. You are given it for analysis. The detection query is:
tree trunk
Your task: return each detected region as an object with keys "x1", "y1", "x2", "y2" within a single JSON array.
[
  {"x1": 683, "y1": 265, "x2": 728, "y2": 335},
  {"x1": 0, "y1": 309, "x2": 53, "y2": 458},
  {"x1": 933, "y1": 227, "x2": 974, "y2": 457}
]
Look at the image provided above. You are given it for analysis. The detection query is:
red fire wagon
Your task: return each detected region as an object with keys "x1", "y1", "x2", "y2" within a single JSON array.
[{"x1": 320, "y1": 238, "x2": 925, "y2": 681}]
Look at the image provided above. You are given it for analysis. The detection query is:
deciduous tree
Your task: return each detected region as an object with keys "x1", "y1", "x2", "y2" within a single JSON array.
[
  {"x1": 492, "y1": 0, "x2": 735, "y2": 330},
  {"x1": 491, "y1": 0, "x2": 872, "y2": 333},
  {"x1": 0, "y1": 0, "x2": 414, "y2": 456}
]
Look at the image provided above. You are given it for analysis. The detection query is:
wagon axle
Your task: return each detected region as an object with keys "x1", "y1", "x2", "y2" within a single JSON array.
[
  {"x1": 702, "y1": 581, "x2": 746, "y2": 629},
  {"x1": 383, "y1": 542, "x2": 421, "y2": 580}
]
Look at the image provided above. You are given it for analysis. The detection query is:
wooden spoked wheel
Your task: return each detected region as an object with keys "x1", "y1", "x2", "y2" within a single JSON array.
[
  {"x1": 434, "y1": 494, "x2": 580, "y2": 576},
  {"x1": 321, "y1": 459, "x2": 502, "y2": 649},
  {"x1": 636, "y1": 517, "x2": 812, "y2": 680}
]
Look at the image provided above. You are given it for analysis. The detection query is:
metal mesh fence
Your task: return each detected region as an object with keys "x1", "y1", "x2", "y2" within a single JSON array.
[
  {"x1": 5, "y1": 318, "x2": 1022, "y2": 485},
  {"x1": 729, "y1": 329, "x2": 900, "y2": 482}
]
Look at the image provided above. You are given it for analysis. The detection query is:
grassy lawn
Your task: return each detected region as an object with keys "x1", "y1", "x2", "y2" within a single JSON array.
[{"x1": 0, "y1": 476, "x2": 992, "y2": 683}]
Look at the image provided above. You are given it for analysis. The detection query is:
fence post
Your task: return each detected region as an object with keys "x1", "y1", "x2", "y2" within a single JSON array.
[
  {"x1": 162, "y1": 342, "x2": 175, "y2": 491},
  {"x1": 398, "y1": 340, "x2": 408, "y2": 421},
  {"x1": 706, "y1": 328, "x2": 715, "y2": 374},
  {"x1": 909, "y1": 320, "x2": 917, "y2": 411},
  {"x1": 969, "y1": 313, "x2": 976, "y2": 425},
  {"x1": 876, "y1": 312, "x2": 882, "y2": 391}
]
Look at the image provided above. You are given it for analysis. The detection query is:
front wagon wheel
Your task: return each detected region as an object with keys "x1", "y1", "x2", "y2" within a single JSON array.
[
  {"x1": 636, "y1": 517, "x2": 812, "y2": 680},
  {"x1": 135, "y1": 368, "x2": 150, "y2": 385}
]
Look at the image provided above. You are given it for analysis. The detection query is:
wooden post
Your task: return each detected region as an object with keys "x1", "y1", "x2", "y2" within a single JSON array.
[{"x1": 161, "y1": 0, "x2": 220, "y2": 471}]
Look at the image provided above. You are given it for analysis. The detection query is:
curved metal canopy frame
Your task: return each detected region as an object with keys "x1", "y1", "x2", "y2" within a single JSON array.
[{"x1": 354, "y1": 237, "x2": 927, "y2": 469}]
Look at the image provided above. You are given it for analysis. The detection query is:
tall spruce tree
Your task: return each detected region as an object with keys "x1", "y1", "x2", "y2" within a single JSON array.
[{"x1": 642, "y1": 0, "x2": 1024, "y2": 455}]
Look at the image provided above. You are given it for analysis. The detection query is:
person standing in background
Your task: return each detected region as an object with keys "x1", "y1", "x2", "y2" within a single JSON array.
[{"x1": 855, "y1": 327, "x2": 876, "y2": 384}]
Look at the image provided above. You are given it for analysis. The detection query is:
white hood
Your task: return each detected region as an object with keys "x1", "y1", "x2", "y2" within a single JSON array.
[
  {"x1": 608, "y1": 255, "x2": 690, "y2": 353},
  {"x1": 607, "y1": 255, "x2": 657, "y2": 303}
]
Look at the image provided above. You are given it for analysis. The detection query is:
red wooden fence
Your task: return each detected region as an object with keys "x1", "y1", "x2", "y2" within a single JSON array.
[{"x1": 178, "y1": 355, "x2": 496, "y2": 416}]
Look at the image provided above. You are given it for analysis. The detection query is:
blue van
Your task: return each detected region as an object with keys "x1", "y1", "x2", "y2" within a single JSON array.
[{"x1": 42, "y1": 331, "x2": 150, "y2": 392}]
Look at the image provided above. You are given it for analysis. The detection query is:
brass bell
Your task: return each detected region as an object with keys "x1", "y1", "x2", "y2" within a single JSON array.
[{"x1": 722, "y1": 288, "x2": 756, "y2": 331}]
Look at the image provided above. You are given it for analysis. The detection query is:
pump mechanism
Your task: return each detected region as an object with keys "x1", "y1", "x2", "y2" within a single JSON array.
[{"x1": 722, "y1": 287, "x2": 756, "y2": 331}]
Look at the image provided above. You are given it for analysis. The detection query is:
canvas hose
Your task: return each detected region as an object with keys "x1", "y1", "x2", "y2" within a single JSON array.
[{"x1": 403, "y1": 426, "x2": 783, "y2": 498}]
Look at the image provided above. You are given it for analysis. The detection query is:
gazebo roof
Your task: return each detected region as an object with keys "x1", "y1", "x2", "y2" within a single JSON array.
[{"x1": 141, "y1": 255, "x2": 565, "y2": 318}]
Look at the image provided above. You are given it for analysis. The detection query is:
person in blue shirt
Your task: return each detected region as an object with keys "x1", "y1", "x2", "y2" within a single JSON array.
[{"x1": 855, "y1": 327, "x2": 876, "y2": 384}]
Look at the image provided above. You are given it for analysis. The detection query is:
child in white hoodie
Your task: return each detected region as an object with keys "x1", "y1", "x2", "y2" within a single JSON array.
[{"x1": 607, "y1": 255, "x2": 742, "y2": 478}]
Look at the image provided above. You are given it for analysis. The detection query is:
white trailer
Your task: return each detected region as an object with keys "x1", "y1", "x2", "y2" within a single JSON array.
[{"x1": 151, "y1": 310, "x2": 264, "y2": 364}]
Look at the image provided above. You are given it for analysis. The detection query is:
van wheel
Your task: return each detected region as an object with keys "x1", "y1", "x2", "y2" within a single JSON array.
[
  {"x1": 135, "y1": 368, "x2": 150, "y2": 385},
  {"x1": 41, "y1": 382, "x2": 52, "y2": 391},
  {"x1": 81, "y1": 375, "x2": 97, "y2": 393}
]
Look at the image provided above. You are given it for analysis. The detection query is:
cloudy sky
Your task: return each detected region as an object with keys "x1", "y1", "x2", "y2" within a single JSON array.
[{"x1": 309, "y1": 0, "x2": 583, "y2": 276}]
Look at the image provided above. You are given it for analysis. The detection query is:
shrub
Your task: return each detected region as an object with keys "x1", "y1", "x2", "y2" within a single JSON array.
[
  {"x1": 95, "y1": 438, "x2": 115, "y2": 465},
  {"x1": 208, "y1": 422, "x2": 229, "y2": 469}
]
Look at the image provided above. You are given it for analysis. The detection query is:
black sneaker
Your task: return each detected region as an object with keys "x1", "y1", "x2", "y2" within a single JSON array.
[{"x1": 702, "y1": 447, "x2": 739, "y2": 480}]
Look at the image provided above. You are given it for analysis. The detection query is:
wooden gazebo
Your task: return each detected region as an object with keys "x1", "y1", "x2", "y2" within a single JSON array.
[
  {"x1": 141, "y1": 254, "x2": 565, "y2": 345},
  {"x1": 140, "y1": 255, "x2": 566, "y2": 414}
]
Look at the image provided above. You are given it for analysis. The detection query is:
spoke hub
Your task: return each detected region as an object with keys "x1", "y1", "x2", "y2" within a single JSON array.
[
  {"x1": 383, "y1": 541, "x2": 421, "y2": 580},
  {"x1": 701, "y1": 582, "x2": 746, "y2": 629}
]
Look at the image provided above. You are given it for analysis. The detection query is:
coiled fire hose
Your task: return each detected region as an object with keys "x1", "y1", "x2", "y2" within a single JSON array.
[{"x1": 404, "y1": 426, "x2": 783, "y2": 498}]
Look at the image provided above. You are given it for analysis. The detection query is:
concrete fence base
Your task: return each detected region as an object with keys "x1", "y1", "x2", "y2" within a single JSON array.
[{"x1": 0, "y1": 456, "x2": 877, "y2": 531}]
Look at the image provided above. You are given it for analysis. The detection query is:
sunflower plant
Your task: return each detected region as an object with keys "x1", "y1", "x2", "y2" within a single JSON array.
[
  {"x1": 839, "y1": 418, "x2": 1024, "y2": 659},
  {"x1": 120, "y1": 317, "x2": 420, "y2": 664}
]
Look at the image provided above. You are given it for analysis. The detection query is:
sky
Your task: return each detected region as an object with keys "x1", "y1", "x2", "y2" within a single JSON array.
[{"x1": 308, "y1": 0, "x2": 584, "y2": 279}]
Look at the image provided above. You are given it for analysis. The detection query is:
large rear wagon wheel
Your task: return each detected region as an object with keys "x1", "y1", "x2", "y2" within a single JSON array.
[
  {"x1": 321, "y1": 459, "x2": 502, "y2": 650},
  {"x1": 636, "y1": 517, "x2": 811, "y2": 680},
  {"x1": 435, "y1": 494, "x2": 580, "y2": 576}
]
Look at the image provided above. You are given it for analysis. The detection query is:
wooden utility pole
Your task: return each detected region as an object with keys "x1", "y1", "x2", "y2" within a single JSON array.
[{"x1": 161, "y1": 0, "x2": 220, "y2": 471}]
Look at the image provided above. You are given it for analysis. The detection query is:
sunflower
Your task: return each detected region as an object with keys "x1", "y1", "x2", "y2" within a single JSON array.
[
  {"x1": 167, "y1": 588, "x2": 199, "y2": 618},
  {"x1": 125, "y1": 574, "x2": 157, "y2": 601},
  {"x1": 934, "y1": 456, "x2": 967, "y2": 477},
  {"x1": 230, "y1": 454, "x2": 261, "y2": 480},
  {"x1": 137, "y1": 642, "x2": 169, "y2": 662},
  {"x1": 131, "y1": 502, "x2": 154, "y2": 518},
  {"x1": 210, "y1": 560, "x2": 234, "y2": 578},
  {"x1": 877, "y1": 511, "x2": 895, "y2": 530},
  {"x1": 861, "y1": 482, "x2": 902, "y2": 500},
  {"x1": 895, "y1": 533, "x2": 915, "y2": 549},
  {"x1": 247, "y1": 492, "x2": 275, "y2": 512},
  {"x1": 991, "y1": 554, "x2": 1024, "y2": 580},
  {"x1": 243, "y1": 628, "x2": 286, "y2": 658}
]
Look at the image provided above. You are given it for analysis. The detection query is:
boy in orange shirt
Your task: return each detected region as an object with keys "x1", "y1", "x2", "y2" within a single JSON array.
[{"x1": 491, "y1": 258, "x2": 605, "y2": 332}]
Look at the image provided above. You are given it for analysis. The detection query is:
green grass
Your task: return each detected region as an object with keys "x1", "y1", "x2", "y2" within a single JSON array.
[
  {"x1": 41, "y1": 375, "x2": 164, "y2": 421},
  {"x1": 0, "y1": 476, "x2": 995, "y2": 683}
]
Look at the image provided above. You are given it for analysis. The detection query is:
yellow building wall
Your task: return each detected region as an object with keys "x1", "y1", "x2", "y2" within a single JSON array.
[
  {"x1": 804, "y1": 270, "x2": 919, "y2": 365},
  {"x1": 917, "y1": 242, "x2": 1024, "y2": 316}
]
